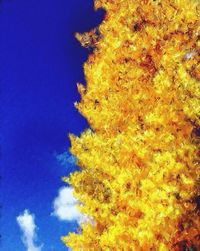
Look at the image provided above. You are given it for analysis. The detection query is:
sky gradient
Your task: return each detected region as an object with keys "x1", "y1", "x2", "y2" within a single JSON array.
[{"x1": 1, "y1": 0, "x2": 104, "y2": 250}]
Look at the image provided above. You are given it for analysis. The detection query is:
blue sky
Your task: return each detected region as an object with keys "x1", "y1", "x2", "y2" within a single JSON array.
[{"x1": 1, "y1": 0, "x2": 104, "y2": 250}]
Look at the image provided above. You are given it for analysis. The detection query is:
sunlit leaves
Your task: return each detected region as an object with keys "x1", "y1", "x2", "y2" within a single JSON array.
[{"x1": 63, "y1": 0, "x2": 200, "y2": 250}]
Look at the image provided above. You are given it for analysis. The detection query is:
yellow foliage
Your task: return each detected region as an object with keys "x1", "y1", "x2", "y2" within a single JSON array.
[{"x1": 63, "y1": 0, "x2": 200, "y2": 250}]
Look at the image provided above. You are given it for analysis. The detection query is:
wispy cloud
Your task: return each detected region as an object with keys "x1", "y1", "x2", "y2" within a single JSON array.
[
  {"x1": 52, "y1": 186, "x2": 90, "y2": 225},
  {"x1": 16, "y1": 209, "x2": 42, "y2": 251},
  {"x1": 55, "y1": 151, "x2": 77, "y2": 167}
]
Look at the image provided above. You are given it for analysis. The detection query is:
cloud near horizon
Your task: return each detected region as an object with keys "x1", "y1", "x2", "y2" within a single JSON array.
[{"x1": 16, "y1": 209, "x2": 42, "y2": 251}]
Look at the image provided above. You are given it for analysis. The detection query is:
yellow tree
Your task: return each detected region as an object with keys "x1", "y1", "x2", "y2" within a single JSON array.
[{"x1": 62, "y1": 0, "x2": 200, "y2": 250}]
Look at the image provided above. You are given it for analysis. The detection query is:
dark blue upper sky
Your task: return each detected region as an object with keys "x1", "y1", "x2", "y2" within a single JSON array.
[{"x1": 1, "y1": 0, "x2": 104, "y2": 250}]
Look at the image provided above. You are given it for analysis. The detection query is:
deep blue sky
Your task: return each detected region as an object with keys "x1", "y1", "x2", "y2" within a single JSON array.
[{"x1": 1, "y1": 0, "x2": 104, "y2": 250}]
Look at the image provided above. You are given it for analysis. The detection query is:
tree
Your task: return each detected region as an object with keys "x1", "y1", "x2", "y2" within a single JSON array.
[{"x1": 62, "y1": 0, "x2": 200, "y2": 250}]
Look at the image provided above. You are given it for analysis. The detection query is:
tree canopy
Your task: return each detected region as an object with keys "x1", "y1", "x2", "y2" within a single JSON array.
[{"x1": 63, "y1": 0, "x2": 200, "y2": 250}]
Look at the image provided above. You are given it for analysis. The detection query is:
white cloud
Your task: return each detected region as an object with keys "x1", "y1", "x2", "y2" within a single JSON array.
[
  {"x1": 52, "y1": 186, "x2": 90, "y2": 225},
  {"x1": 184, "y1": 51, "x2": 196, "y2": 60},
  {"x1": 17, "y1": 209, "x2": 42, "y2": 251}
]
